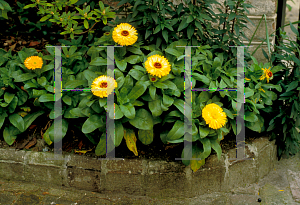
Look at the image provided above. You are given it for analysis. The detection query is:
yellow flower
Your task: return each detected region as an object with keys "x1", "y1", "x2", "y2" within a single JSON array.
[
  {"x1": 112, "y1": 23, "x2": 138, "y2": 46},
  {"x1": 24, "y1": 56, "x2": 43, "y2": 70},
  {"x1": 245, "y1": 77, "x2": 251, "y2": 81},
  {"x1": 91, "y1": 75, "x2": 117, "y2": 98},
  {"x1": 259, "y1": 67, "x2": 273, "y2": 83},
  {"x1": 145, "y1": 54, "x2": 171, "y2": 78},
  {"x1": 202, "y1": 103, "x2": 227, "y2": 130}
]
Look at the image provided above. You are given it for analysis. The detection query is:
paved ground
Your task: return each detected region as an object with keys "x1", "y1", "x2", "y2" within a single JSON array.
[{"x1": 0, "y1": 151, "x2": 300, "y2": 205}]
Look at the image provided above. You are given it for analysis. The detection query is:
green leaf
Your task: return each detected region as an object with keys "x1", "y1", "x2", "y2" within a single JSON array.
[
  {"x1": 23, "y1": 111, "x2": 44, "y2": 131},
  {"x1": 14, "y1": 73, "x2": 37, "y2": 82},
  {"x1": 245, "y1": 88, "x2": 254, "y2": 98},
  {"x1": 173, "y1": 99, "x2": 184, "y2": 114},
  {"x1": 115, "y1": 59, "x2": 127, "y2": 71},
  {"x1": 47, "y1": 119, "x2": 68, "y2": 143},
  {"x1": 192, "y1": 73, "x2": 210, "y2": 85},
  {"x1": 119, "y1": 103, "x2": 135, "y2": 119},
  {"x1": 4, "y1": 92, "x2": 15, "y2": 104},
  {"x1": 210, "y1": 139, "x2": 222, "y2": 160},
  {"x1": 115, "y1": 104, "x2": 124, "y2": 119},
  {"x1": 165, "y1": 48, "x2": 182, "y2": 57},
  {"x1": 95, "y1": 133, "x2": 114, "y2": 155},
  {"x1": 178, "y1": 18, "x2": 188, "y2": 31},
  {"x1": 63, "y1": 80, "x2": 86, "y2": 89},
  {"x1": 126, "y1": 55, "x2": 141, "y2": 64},
  {"x1": 8, "y1": 96, "x2": 18, "y2": 113},
  {"x1": 164, "y1": 80, "x2": 178, "y2": 90},
  {"x1": 245, "y1": 111, "x2": 258, "y2": 122},
  {"x1": 3, "y1": 126, "x2": 18, "y2": 145},
  {"x1": 138, "y1": 129, "x2": 153, "y2": 145},
  {"x1": 127, "y1": 81, "x2": 148, "y2": 103},
  {"x1": 82, "y1": 115, "x2": 105, "y2": 133},
  {"x1": 166, "y1": 120, "x2": 185, "y2": 141},
  {"x1": 90, "y1": 57, "x2": 107, "y2": 66},
  {"x1": 40, "y1": 15, "x2": 51, "y2": 22},
  {"x1": 9, "y1": 113, "x2": 25, "y2": 132},
  {"x1": 0, "y1": 112, "x2": 8, "y2": 130},
  {"x1": 162, "y1": 30, "x2": 168, "y2": 43},
  {"x1": 39, "y1": 94, "x2": 54, "y2": 102},
  {"x1": 129, "y1": 108, "x2": 153, "y2": 130},
  {"x1": 163, "y1": 94, "x2": 174, "y2": 107},
  {"x1": 62, "y1": 95, "x2": 72, "y2": 105},
  {"x1": 199, "y1": 138, "x2": 212, "y2": 159},
  {"x1": 115, "y1": 121, "x2": 124, "y2": 146},
  {"x1": 148, "y1": 98, "x2": 162, "y2": 117},
  {"x1": 286, "y1": 81, "x2": 298, "y2": 92},
  {"x1": 228, "y1": 12, "x2": 236, "y2": 21},
  {"x1": 37, "y1": 77, "x2": 47, "y2": 87},
  {"x1": 84, "y1": 19, "x2": 89, "y2": 29},
  {"x1": 149, "y1": 85, "x2": 156, "y2": 100},
  {"x1": 199, "y1": 126, "x2": 210, "y2": 138}
]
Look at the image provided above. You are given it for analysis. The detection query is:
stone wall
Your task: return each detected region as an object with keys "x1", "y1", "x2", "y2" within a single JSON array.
[
  {"x1": 103, "y1": 0, "x2": 277, "y2": 63},
  {"x1": 0, "y1": 136, "x2": 277, "y2": 198}
]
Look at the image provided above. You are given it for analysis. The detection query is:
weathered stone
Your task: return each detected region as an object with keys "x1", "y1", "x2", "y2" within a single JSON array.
[
  {"x1": 222, "y1": 157, "x2": 258, "y2": 191},
  {"x1": 144, "y1": 171, "x2": 190, "y2": 198},
  {"x1": 192, "y1": 166, "x2": 226, "y2": 195},
  {"x1": 245, "y1": 0, "x2": 277, "y2": 16},
  {"x1": 67, "y1": 167, "x2": 101, "y2": 192},
  {"x1": 103, "y1": 173, "x2": 145, "y2": 195},
  {"x1": 24, "y1": 164, "x2": 65, "y2": 187},
  {"x1": 257, "y1": 145, "x2": 273, "y2": 180},
  {"x1": 0, "y1": 192, "x2": 18, "y2": 204},
  {"x1": 41, "y1": 195, "x2": 78, "y2": 205},
  {"x1": 242, "y1": 18, "x2": 276, "y2": 42},
  {"x1": 67, "y1": 154, "x2": 101, "y2": 171},
  {"x1": 14, "y1": 193, "x2": 40, "y2": 205},
  {"x1": 26, "y1": 151, "x2": 67, "y2": 167},
  {"x1": 259, "y1": 183, "x2": 295, "y2": 205},
  {"x1": 0, "y1": 148, "x2": 26, "y2": 162},
  {"x1": 106, "y1": 159, "x2": 143, "y2": 174},
  {"x1": 146, "y1": 160, "x2": 185, "y2": 174},
  {"x1": 229, "y1": 193, "x2": 261, "y2": 205},
  {"x1": 0, "y1": 162, "x2": 25, "y2": 181}
]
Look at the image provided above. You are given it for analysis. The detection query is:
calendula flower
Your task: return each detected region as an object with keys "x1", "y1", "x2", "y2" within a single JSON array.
[
  {"x1": 259, "y1": 67, "x2": 273, "y2": 83},
  {"x1": 112, "y1": 23, "x2": 138, "y2": 46},
  {"x1": 91, "y1": 75, "x2": 117, "y2": 98},
  {"x1": 202, "y1": 103, "x2": 227, "y2": 130},
  {"x1": 24, "y1": 56, "x2": 43, "y2": 70},
  {"x1": 145, "y1": 54, "x2": 171, "y2": 78}
]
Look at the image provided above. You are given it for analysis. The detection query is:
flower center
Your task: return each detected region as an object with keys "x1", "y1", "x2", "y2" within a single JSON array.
[
  {"x1": 34, "y1": 62, "x2": 36, "y2": 64},
  {"x1": 154, "y1": 62, "x2": 162, "y2": 68},
  {"x1": 151, "y1": 77, "x2": 156, "y2": 81},
  {"x1": 268, "y1": 72, "x2": 272, "y2": 77},
  {"x1": 121, "y1": 30, "x2": 129, "y2": 36},
  {"x1": 99, "y1": 82, "x2": 107, "y2": 88}
]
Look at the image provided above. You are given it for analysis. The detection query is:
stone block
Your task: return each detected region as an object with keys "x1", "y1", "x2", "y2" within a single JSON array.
[
  {"x1": 103, "y1": 173, "x2": 145, "y2": 195},
  {"x1": 245, "y1": 0, "x2": 277, "y2": 16},
  {"x1": 257, "y1": 145, "x2": 273, "y2": 179},
  {"x1": 242, "y1": 18, "x2": 276, "y2": 42},
  {"x1": 222, "y1": 157, "x2": 258, "y2": 191},
  {"x1": 24, "y1": 164, "x2": 66, "y2": 187},
  {"x1": 67, "y1": 154, "x2": 101, "y2": 171},
  {"x1": 26, "y1": 151, "x2": 67, "y2": 167},
  {"x1": 201, "y1": 154, "x2": 226, "y2": 169},
  {"x1": 247, "y1": 44, "x2": 274, "y2": 64},
  {"x1": 0, "y1": 162, "x2": 25, "y2": 181},
  {"x1": 0, "y1": 148, "x2": 26, "y2": 162},
  {"x1": 191, "y1": 167, "x2": 226, "y2": 195},
  {"x1": 67, "y1": 167, "x2": 101, "y2": 192},
  {"x1": 106, "y1": 159, "x2": 143, "y2": 174},
  {"x1": 146, "y1": 160, "x2": 185, "y2": 174}
]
